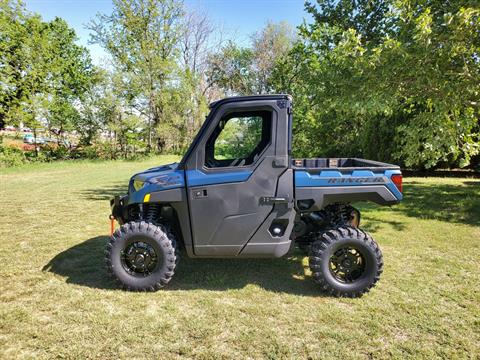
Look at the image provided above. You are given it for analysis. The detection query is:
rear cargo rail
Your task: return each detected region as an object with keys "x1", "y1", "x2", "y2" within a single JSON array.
[{"x1": 292, "y1": 157, "x2": 400, "y2": 170}]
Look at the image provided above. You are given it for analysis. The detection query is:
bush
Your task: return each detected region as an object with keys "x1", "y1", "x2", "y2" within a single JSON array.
[
  {"x1": 0, "y1": 144, "x2": 27, "y2": 167},
  {"x1": 0, "y1": 138, "x2": 156, "y2": 167},
  {"x1": 41, "y1": 143, "x2": 70, "y2": 160},
  {"x1": 72, "y1": 141, "x2": 142, "y2": 160},
  {"x1": 23, "y1": 148, "x2": 48, "y2": 163},
  {"x1": 22, "y1": 144, "x2": 36, "y2": 151},
  {"x1": 71, "y1": 145, "x2": 99, "y2": 160},
  {"x1": 94, "y1": 142, "x2": 119, "y2": 159}
]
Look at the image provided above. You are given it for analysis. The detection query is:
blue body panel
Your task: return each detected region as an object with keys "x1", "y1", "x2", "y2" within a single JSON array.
[
  {"x1": 295, "y1": 168, "x2": 403, "y2": 201},
  {"x1": 186, "y1": 169, "x2": 252, "y2": 187},
  {"x1": 126, "y1": 163, "x2": 254, "y2": 203},
  {"x1": 126, "y1": 162, "x2": 402, "y2": 205},
  {"x1": 127, "y1": 163, "x2": 185, "y2": 204}
]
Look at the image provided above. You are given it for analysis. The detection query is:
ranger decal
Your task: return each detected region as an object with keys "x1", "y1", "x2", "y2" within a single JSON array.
[{"x1": 327, "y1": 176, "x2": 386, "y2": 184}]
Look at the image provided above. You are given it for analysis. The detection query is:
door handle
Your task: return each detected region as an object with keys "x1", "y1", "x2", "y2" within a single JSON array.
[
  {"x1": 192, "y1": 189, "x2": 208, "y2": 199},
  {"x1": 259, "y1": 196, "x2": 290, "y2": 206}
]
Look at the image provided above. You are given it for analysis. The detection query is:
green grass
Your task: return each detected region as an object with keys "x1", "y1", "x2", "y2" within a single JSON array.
[{"x1": 1, "y1": 157, "x2": 479, "y2": 359}]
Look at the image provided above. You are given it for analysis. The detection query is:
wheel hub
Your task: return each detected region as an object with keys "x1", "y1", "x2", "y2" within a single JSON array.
[
  {"x1": 329, "y1": 246, "x2": 366, "y2": 283},
  {"x1": 121, "y1": 241, "x2": 158, "y2": 276},
  {"x1": 134, "y1": 253, "x2": 145, "y2": 266},
  {"x1": 342, "y1": 259, "x2": 351, "y2": 267}
]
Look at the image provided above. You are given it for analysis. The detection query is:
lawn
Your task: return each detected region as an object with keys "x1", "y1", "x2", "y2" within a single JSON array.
[{"x1": 0, "y1": 157, "x2": 479, "y2": 359}]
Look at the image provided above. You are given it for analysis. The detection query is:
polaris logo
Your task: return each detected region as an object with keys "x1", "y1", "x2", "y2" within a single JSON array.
[
  {"x1": 150, "y1": 174, "x2": 182, "y2": 187},
  {"x1": 327, "y1": 177, "x2": 386, "y2": 184}
]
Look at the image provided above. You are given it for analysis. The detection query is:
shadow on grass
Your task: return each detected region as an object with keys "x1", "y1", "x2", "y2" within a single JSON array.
[
  {"x1": 43, "y1": 236, "x2": 322, "y2": 296},
  {"x1": 43, "y1": 236, "x2": 117, "y2": 290},
  {"x1": 79, "y1": 183, "x2": 128, "y2": 201},
  {"x1": 395, "y1": 181, "x2": 480, "y2": 226},
  {"x1": 358, "y1": 180, "x2": 480, "y2": 229},
  {"x1": 360, "y1": 218, "x2": 406, "y2": 233}
]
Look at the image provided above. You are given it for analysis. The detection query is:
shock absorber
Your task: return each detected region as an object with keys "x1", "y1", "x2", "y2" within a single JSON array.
[
  {"x1": 329, "y1": 204, "x2": 360, "y2": 227},
  {"x1": 145, "y1": 203, "x2": 160, "y2": 223}
]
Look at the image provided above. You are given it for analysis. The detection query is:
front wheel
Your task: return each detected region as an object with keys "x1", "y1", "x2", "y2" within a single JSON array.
[
  {"x1": 309, "y1": 227, "x2": 383, "y2": 297},
  {"x1": 105, "y1": 221, "x2": 178, "y2": 291}
]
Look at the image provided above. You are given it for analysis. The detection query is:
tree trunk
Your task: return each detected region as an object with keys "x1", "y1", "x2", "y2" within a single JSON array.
[
  {"x1": 113, "y1": 130, "x2": 117, "y2": 160},
  {"x1": 33, "y1": 127, "x2": 38, "y2": 158},
  {"x1": 147, "y1": 116, "x2": 152, "y2": 152}
]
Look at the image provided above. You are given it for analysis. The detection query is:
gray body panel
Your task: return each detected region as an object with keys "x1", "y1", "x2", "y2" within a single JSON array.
[
  {"x1": 189, "y1": 157, "x2": 287, "y2": 256},
  {"x1": 148, "y1": 188, "x2": 194, "y2": 254},
  {"x1": 150, "y1": 187, "x2": 185, "y2": 203},
  {"x1": 239, "y1": 169, "x2": 295, "y2": 257},
  {"x1": 184, "y1": 97, "x2": 296, "y2": 258},
  {"x1": 295, "y1": 185, "x2": 398, "y2": 212}
]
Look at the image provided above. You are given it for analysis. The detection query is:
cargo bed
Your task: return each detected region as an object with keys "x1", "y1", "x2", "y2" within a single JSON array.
[{"x1": 292, "y1": 158, "x2": 403, "y2": 211}]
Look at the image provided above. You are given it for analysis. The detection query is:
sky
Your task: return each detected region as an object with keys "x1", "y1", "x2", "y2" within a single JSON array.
[{"x1": 25, "y1": 0, "x2": 312, "y2": 65}]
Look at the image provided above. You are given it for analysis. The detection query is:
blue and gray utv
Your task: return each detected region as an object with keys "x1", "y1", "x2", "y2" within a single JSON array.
[{"x1": 107, "y1": 95, "x2": 403, "y2": 297}]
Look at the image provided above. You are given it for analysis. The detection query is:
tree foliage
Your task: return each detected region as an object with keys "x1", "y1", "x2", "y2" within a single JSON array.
[
  {"x1": 1, "y1": 0, "x2": 94, "y2": 143},
  {"x1": 272, "y1": 0, "x2": 480, "y2": 169},
  {"x1": 88, "y1": 0, "x2": 184, "y2": 150},
  {"x1": 215, "y1": 116, "x2": 263, "y2": 159},
  {"x1": 207, "y1": 21, "x2": 296, "y2": 95},
  {"x1": 87, "y1": 0, "x2": 217, "y2": 154},
  {"x1": 1, "y1": 0, "x2": 478, "y2": 170}
]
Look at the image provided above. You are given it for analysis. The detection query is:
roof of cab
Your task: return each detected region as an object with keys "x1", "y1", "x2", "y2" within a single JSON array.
[{"x1": 208, "y1": 94, "x2": 291, "y2": 109}]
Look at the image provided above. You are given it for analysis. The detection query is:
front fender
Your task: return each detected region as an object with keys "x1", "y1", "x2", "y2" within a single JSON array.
[{"x1": 148, "y1": 187, "x2": 186, "y2": 203}]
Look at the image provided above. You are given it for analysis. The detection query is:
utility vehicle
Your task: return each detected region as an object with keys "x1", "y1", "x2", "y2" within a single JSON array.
[{"x1": 107, "y1": 95, "x2": 403, "y2": 297}]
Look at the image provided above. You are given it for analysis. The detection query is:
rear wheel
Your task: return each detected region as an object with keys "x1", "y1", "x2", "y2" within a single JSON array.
[
  {"x1": 309, "y1": 226, "x2": 382, "y2": 297},
  {"x1": 105, "y1": 221, "x2": 177, "y2": 291}
]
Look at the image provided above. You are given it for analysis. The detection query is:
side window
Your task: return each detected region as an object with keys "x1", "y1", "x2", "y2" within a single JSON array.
[{"x1": 205, "y1": 110, "x2": 272, "y2": 168}]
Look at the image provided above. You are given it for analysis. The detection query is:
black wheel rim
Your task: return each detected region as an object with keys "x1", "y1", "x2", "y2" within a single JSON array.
[
  {"x1": 329, "y1": 246, "x2": 366, "y2": 283},
  {"x1": 121, "y1": 241, "x2": 159, "y2": 277}
]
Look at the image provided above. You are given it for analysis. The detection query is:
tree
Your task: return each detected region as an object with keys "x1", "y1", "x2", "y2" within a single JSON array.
[
  {"x1": 1, "y1": 0, "x2": 94, "y2": 155},
  {"x1": 88, "y1": 0, "x2": 184, "y2": 151},
  {"x1": 1, "y1": 2, "x2": 48, "y2": 142},
  {"x1": 251, "y1": 21, "x2": 296, "y2": 93},
  {"x1": 180, "y1": 10, "x2": 213, "y2": 75},
  {"x1": 178, "y1": 11, "x2": 220, "y2": 145},
  {"x1": 206, "y1": 41, "x2": 255, "y2": 96},
  {"x1": 0, "y1": 0, "x2": 28, "y2": 127},
  {"x1": 44, "y1": 18, "x2": 95, "y2": 142},
  {"x1": 272, "y1": 0, "x2": 480, "y2": 169},
  {"x1": 76, "y1": 69, "x2": 112, "y2": 146},
  {"x1": 304, "y1": 0, "x2": 393, "y2": 45},
  {"x1": 207, "y1": 21, "x2": 295, "y2": 96}
]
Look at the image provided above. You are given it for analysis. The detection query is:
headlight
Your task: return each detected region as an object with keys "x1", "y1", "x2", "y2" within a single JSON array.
[{"x1": 133, "y1": 179, "x2": 145, "y2": 191}]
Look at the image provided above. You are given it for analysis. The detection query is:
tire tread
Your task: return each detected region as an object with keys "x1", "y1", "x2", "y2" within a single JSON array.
[
  {"x1": 105, "y1": 221, "x2": 178, "y2": 292},
  {"x1": 308, "y1": 226, "x2": 383, "y2": 298}
]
